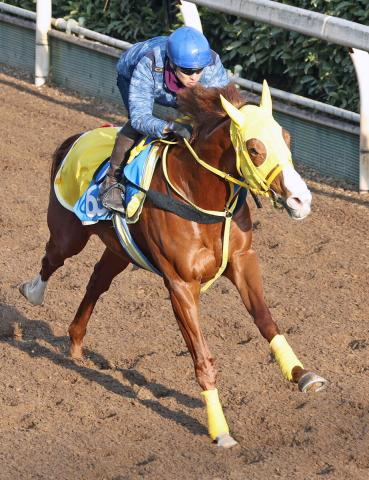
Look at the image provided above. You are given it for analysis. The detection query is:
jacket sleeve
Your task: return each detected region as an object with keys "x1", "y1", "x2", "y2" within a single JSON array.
[
  {"x1": 204, "y1": 53, "x2": 230, "y2": 88},
  {"x1": 128, "y1": 56, "x2": 168, "y2": 138}
]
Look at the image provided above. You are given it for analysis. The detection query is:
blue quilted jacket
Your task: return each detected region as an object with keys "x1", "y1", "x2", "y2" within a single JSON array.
[{"x1": 116, "y1": 36, "x2": 229, "y2": 138}]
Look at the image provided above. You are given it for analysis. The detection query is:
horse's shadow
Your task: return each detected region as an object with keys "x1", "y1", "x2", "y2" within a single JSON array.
[{"x1": 0, "y1": 302, "x2": 206, "y2": 436}]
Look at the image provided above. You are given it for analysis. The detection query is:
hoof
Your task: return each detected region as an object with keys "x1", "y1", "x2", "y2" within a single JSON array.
[
  {"x1": 298, "y1": 372, "x2": 328, "y2": 393},
  {"x1": 19, "y1": 282, "x2": 43, "y2": 306},
  {"x1": 19, "y1": 275, "x2": 47, "y2": 306},
  {"x1": 215, "y1": 433, "x2": 238, "y2": 448},
  {"x1": 69, "y1": 344, "x2": 83, "y2": 360}
]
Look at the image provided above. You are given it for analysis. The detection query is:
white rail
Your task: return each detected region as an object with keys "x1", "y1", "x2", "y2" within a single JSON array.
[
  {"x1": 0, "y1": 2, "x2": 34, "y2": 20},
  {"x1": 179, "y1": 0, "x2": 203, "y2": 32},
  {"x1": 232, "y1": 76, "x2": 359, "y2": 125},
  {"x1": 0, "y1": 1, "x2": 358, "y2": 123},
  {"x1": 189, "y1": 0, "x2": 369, "y2": 53},
  {"x1": 0, "y1": 2, "x2": 132, "y2": 50},
  {"x1": 350, "y1": 49, "x2": 369, "y2": 191}
]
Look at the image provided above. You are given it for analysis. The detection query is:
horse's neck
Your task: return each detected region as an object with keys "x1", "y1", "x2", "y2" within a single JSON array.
[{"x1": 166, "y1": 124, "x2": 236, "y2": 211}]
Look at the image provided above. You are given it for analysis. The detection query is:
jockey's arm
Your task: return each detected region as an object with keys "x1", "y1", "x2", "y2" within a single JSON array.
[{"x1": 128, "y1": 57, "x2": 171, "y2": 139}]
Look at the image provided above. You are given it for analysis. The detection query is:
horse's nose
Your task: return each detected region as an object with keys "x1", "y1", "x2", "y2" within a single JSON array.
[
  {"x1": 286, "y1": 196, "x2": 311, "y2": 219},
  {"x1": 286, "y1": 197, "x2": 303, "y2": 210}
]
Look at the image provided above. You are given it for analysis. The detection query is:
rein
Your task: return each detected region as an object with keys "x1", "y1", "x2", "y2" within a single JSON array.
[
  {"x1": 162, "y1": 143, "x2": 236, "y2": 218},
  {"x1": 183, "y1": 138, "x2": 250, "y2": 190},
  {"x1": 183, "y1": 137, "x2": 281, "y2": 205}
]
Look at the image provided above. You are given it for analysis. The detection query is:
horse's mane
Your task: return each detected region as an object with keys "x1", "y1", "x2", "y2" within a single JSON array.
[{"x1": 177, "y1": 83, "x2": 246, "y2": 137}]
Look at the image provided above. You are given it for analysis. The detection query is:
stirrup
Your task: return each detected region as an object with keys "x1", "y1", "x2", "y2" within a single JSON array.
[{"x1": 101, "y1": 183, "x2": 125, "y2": 214}]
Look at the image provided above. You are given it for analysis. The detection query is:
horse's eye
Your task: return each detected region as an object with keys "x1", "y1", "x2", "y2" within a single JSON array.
[
  {"x1": 246, "y1": 139, "x2": 266, "y2": 166},
  {"x1": 249, "y1": 147, "x2": 259, "y2": 156}
]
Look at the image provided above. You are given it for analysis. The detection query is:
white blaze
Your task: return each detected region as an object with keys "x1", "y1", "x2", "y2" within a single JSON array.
[{"x1": 282, "y1": 165, "x2": 312, "y2": 219}]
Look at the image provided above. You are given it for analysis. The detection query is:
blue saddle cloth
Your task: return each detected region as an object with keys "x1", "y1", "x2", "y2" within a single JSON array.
[{"x1": 73, "y1": 142, "x2": 155, "y2": 224}]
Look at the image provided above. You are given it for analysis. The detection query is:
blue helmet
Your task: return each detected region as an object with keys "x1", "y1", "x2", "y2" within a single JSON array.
[{"x1": 167, "y1": 27, "x2": 212, "y2": 69}]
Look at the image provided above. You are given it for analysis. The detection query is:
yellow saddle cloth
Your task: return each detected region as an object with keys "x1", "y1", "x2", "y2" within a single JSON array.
[{"x1": 54, "y1": 126, "x2": 120, "y2": 210}]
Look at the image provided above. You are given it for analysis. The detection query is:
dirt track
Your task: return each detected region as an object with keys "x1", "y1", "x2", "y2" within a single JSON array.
[{"x1": 1, "y1": 64, "x2": 369, "y2": 480}]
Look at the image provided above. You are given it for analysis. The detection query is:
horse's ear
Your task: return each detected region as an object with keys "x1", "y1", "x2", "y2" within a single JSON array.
[
  {"x1": 260, "y1": 80, "x2": 272, "y2": 112},
  {"x1": 220, "y1": 94, "x2": 245, "y2": 128}
]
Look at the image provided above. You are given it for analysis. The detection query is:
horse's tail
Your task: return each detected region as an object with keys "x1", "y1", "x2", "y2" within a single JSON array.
[{"x1": 50, "y1": 133, "x2": 83, "y2": 185}]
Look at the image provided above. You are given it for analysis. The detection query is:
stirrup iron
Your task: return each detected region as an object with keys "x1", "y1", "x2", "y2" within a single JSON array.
[{"x1": 101, "y1": 182, "x2": 125, "y2": 213}]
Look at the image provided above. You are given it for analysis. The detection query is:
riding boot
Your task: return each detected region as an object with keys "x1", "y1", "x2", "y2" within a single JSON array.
[{"x1": 100, "y1": 130, "x2": 135, "y2": 213}]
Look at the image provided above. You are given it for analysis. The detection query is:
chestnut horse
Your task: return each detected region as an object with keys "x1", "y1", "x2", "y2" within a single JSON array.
[{"x1": 20, "y1": 82, "x2": 327, "y2": 447}]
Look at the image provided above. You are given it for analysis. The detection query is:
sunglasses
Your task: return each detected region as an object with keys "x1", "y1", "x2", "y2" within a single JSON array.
[{"x1": 177, "y1": 66, "x2": 204, "y2": 76}]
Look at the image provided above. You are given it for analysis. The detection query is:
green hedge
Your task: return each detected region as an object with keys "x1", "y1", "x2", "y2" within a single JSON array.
[
  {"x1": 8, "y1": 0, "x2": 170, "y2": 40},
  {"x1": 6, "y1": 0, "x2": 368, "y2": 112},
  {"x1": 200, "y1": 0, "x2": 369, "y2": 112}
]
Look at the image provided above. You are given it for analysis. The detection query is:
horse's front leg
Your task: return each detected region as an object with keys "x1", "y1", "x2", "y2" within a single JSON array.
[
  {"x1": 225, "y1": 249, "x2": 327, "y2": 392},
  {"x1": 165, "y1": 277, "x2": 237, "y2": 448}
]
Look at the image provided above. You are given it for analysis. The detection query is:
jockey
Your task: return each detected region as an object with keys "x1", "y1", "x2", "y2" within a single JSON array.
[{"x1": 100, "y1": 26, "x2": 230, "y2": 213}]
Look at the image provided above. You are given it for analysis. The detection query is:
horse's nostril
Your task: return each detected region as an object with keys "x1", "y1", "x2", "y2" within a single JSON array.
[{"x1": 286, "y1": 197, "x2": 302, "y2": 210}]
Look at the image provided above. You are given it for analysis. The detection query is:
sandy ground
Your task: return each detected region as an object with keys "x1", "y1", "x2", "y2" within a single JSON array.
[{"x1": 1, "y1": 64, "x2": 369, "y2": 480}]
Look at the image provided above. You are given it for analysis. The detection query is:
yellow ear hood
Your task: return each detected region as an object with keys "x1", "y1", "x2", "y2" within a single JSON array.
[
  {"x1": 260, "y1": 79, "x2": 272, "y2": 112},
  {"x1": 220, "y1": 94, "x2": 245, "y2": 128}
]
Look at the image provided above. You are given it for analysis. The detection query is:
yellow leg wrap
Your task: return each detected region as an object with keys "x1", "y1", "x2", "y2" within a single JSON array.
[
  {"x1": 270, "y1": 334, "x2": 304, "y2": 381},
  {"x1": 201, "y1": 389, "x2": 229, "y2": 440}
]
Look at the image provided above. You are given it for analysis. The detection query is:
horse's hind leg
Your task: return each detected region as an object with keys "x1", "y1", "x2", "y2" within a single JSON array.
[
  {"x1": 68, "y1": 248, "x2": 129, "y2": 359},
  {"x1": 19, "y1": 236, "x2": 83, "y2": 305},
  {"x1": 225, "y1": 249, "x2": 328, "y2": 392},
  {"x1": 20, "y1": 193, "x2": 90, "y2": 305}
]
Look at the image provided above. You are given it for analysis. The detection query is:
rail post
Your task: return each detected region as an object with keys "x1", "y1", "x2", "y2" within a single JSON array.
[
  {"x1": 350, "y1": 49, "x2": 369, "y2": 192},
  {"x1": 179, "y1": 1, "x2": 202, "y2": 32},
  {"x1": 35, "y1": 0, "x2": 51, "y2": 86}
]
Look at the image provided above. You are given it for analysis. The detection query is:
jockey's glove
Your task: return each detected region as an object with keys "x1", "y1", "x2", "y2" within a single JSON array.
[{"x1": 167, "y1": 121, "x2": 193, "y2": 141}]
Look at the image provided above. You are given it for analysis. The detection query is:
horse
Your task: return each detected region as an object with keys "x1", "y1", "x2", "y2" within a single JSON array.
[{"x1": 19, "y1": 81, "x2": 327, "y2": 448}]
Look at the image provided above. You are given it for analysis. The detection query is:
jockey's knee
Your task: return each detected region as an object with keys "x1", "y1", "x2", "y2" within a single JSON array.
[{"x1": 120, "y1": 121, "x2": 140, "y2": 141}]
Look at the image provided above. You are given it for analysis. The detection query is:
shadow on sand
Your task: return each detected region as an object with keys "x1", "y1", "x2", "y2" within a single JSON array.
[{"x1": 0, "y1": 301, "x2": 206, "y2": 437}]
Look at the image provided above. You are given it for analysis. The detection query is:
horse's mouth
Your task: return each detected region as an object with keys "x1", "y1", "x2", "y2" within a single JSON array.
[
  {"x1": 288, "y1": 209, "x2": 310, "y2": 220},
  {"x1": 285, "y1": 203, "x2": 311, "y2": 220},
  {"x1": 270, "y1": 192, "x2": 311, "y2": 220}
]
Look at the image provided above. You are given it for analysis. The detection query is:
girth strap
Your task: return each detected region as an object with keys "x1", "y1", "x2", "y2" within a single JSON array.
[{"x1": 126, "y1": 180, "x2": 226, "y2": 224}]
